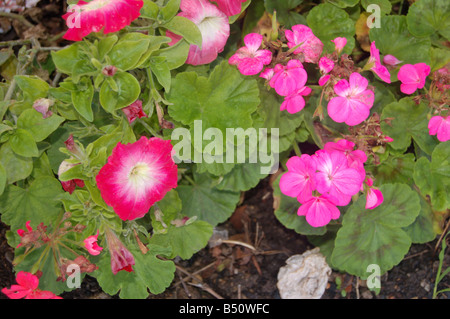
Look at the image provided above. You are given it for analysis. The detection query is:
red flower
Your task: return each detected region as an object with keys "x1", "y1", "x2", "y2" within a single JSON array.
[
  {"x1": 1, "y1": 271, "x2": 62, "y2": 299},
  {"x1": 122, "y1": 100, "x2": 147, "y2": 124},
  {"x1": 105, "y1": 228, "x2": 135, "y2": 275}
]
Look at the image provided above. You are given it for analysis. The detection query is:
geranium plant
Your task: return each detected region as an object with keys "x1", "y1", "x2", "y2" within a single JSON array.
[{"x1": 0, "y1": 0, "x2": 448, "y2": 299}]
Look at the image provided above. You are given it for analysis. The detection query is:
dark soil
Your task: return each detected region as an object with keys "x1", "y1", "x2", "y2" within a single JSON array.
[{"x1": 1, "y1": 176, "x2": 449, "y2": 300}]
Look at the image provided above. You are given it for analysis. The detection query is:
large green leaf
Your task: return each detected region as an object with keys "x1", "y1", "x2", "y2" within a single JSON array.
[
  {"x1": 0, "y1": 176, "x2": 64, "y2": 231},
  {"x1": 403, "y1": 194, "x2": 437, "y2": 244},
  {"x1": 108, "y1": 37, "x2": 151, "y2": 71},
  {"x1": 176, "y1": 172, "x2": 241, "y2": 226},
  {"x1": 99, "y1": 71, "x2": 141, "y2": 113},
  {"x1": 94, "y1": 244, "x2": 175, "y2": 298},
  {"x1": 381, "y1": 98, "x2": 438, "y2": 155},
  {"x1": 326, "y1": 0, "x2": 359, "y2": 9},
  {"x1": 0, "y1": 142, "x2": 33, "y2": 184},
  {"x1": 71, "y1": 77, "x2": 94, "y2": 122},
  {"x1": 413, "y1": 142, "x2": 450, "y2": 212},
  {"x1": 331, "y1": 183, "x2": 421, "y2": 278},
  {"x1": 406, "y1": 0, "x2": 450, "y2": 40},
  {"x1": 17, "y1": 109, "x2": 65, "y2": 142},
  {"x1": 161, "y1": 16, "x2": 202, "y2": 47},
  {"x1": 272, "y1": 173, "x2": 327, "y2": 236},
  {"x1": 306, "y1": 3, "x2": 355, "y2": 54},
  {"x1": 369, "y1": 15, "x2": 431, "y2": 65},
  {"x1": 51, "y1": 43, "x2": 83, "y2": 75},
  {"x1": 370, "y1": 153, "x2": 415, "y2": 186},
  {"x1": 216, "y1": 161, "x2": 269, "y2": 192},
  {"x1": 9, "y1": 128, "x2": 39, "y2": 157}
]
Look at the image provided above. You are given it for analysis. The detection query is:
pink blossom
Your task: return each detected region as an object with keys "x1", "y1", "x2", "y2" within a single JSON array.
[
  {"x1": 122, "y1": 100, "x2": 147, "y2": 124},
  {"x1": 1, "y1": 271, "x2": 62, "y2": 299},
  {"x1": 318, "y1": 74, "x2": 330, "y2": 86},
  {"x1": 16, "y1": 221, "x2": 34, "y2": 248},
  {"x1": 367, "y1": 42, "x2": 391, "y2": 83},
  {"x1": 105, "y1": 228, "x2": 135, "y2": 275},
  {"x1": 229, "y1": 33, "x2": 272, "y2": 75},
  {"x1": 84, "y1": 230, "x2": 103, "y2": 256},
  {"x1": 383, "y1": 54, "x2": 402, "y2": 66},
  {"x1": 365, "y1": 178, "x2": 383, "y2": 209},
  {"x1": 280, "y1": 86, "x2": 312, "y2": 114},
  {"x1": 331, "y1": 37, "x2": 347, "y2": 54},
  {"x1": 314, "y1": 150, "x2": 363, "y2": 206},
  {"x1": 323, "y1": 139, "x2": 367, "y2": 180},
  {"x1": 285, "y1": 24, "x2": 323, "y2": 63},
  {"x1": 211, "y1": 0, "x2": 246, "y2": 16},
  {"x1": 318, "y1": 57, "x2": 334, "y2": 74},
  {"x1": 96, "y1": 136, "x2": 178, "y2": 221},
  {"x1": 269, "y1": 59, "x2": 308, "y2": 96},
  {"x1": 428, "y1": 116, "x2": 450, "y2": 142},
  {"x1": 166, "y1": 0, "x2": 230, "y2": 65},
  {"x1": 32, "y1": 98, "x2": 53, "y2": 119},
  {"x1": 260, "y1": 67, "x2": 274, "y2": 81},
  {"x1": 297, "y1": 195, "x2": 340, "y2": 228},
  {"x1": 397, "y1": 63, "x2": 431, "y2": 94},
  {"x1": 279, "y1": 154, "x2": 317, "y2": 203},
  {"x1": 62, "y1": 0, "x2": 143, "y2": 41},
  {"x1": 327, "y1": 72, "x2": 375, "y2": 126}
]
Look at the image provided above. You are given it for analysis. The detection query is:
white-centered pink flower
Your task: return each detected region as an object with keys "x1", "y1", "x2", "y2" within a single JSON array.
[
  {"x1": 62, "y1": 0, "x2": 143, "y2": 41},
  {"x1": 297, "y1": 195, "x2": 340, "y2": 228},
  {"x1": 229, "y1": 33, "x2": 272, "y2": 76},
  {"x1": 285, "y1": 24, "x2": 323, "y2": 64},
  {"x1": 428, "y1": 116, "x2": 450, "y2": 142},
  {"x1": 96, "y1": 136, "x2": 178, "y2": 221},
  {"x1": 314, "y1": 150, "x2": 363, "y2": 206},
  {"x1": 367, "y1": 41, "x2": 391, "y2": 83},
  {"x1": 331, "y1": 37, "x2": 347, "y2": 54},
  {"x1": 397, "y1": 63, "x2": 431, "y2": 95},
  {"x1": 327, "y1": 72, "x2": 375, "y2": 126},
  {"x1": 166, "y1": 0, "x2": 230, "y2": 65},
  {"x1": 269, "y1": 59, "x2": 308, "y2": 96},
  {"x1": 280, "y1": 86, "x2": 312, "y2": 114},
  {"x1": 279, "y1": 154, "x2": 317, "y2": 203},
  {"x1": 84, "y1": 230, "x2": 103, "y2": 256},
  {"x1": 364, "y1": 178, "x2": 383, "y2": 209},
  {"x1": 210, "y1": 0, "x2": 246, "y2": 16}
]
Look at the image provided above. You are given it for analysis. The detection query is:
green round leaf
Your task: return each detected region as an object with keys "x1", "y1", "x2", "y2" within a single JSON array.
[
  {"x1": 331, "y1": 183, "x2": 421, "y2": 278},
  {"x1": 10, "y1": 128, "x2": 39, "y2": 157},
  {"x1": 0, "y1": 142, "x2": 33, "y2": 184},
  {"x1": 99, "y1": 71, "x2": 141, "y2": 113},
  {"x1": 17, "y1": 109, "x2": 65, "y2": 142},
  {"x1": 406, "y1": 0, "x2": 450, "y2": 40},
  {"x1": 71, "y1": 77, "x2": 94, "y2": 122}
]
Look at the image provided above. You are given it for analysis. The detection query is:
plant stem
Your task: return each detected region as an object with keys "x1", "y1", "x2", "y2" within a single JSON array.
[
  {"x1": 0, "y1": 11, "x2": 34, "y2": 28},
  {"x1": 292, "y1": 141, "x2": 302, "y2": 157},
  {"x1": 137, "y1": 118, "x2": 162, "y2": 138},
  {"x1": 183, "y1": 174, "x2": 196, "y2": 186}
]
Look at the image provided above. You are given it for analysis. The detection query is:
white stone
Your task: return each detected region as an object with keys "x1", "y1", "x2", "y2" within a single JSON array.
[{"x1": 277, "y1": 247, "x2": 331, "y2": 299}]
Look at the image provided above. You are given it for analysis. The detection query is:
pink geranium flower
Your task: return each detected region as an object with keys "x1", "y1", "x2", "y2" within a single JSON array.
[
  {"x1": 314, "y1": 150, "x2": 363, "y2": 206},
  {"x1": 280, "y1": 86, "x2": 312, "y2": 114},
  {"x1": 318, "y1": 74, "x2": 331, "y2": 87},
  {"x1": 166, "y1": 0, "x2": 230, "y2": 65},
  {"x1": 229, "y1": 33, "x2": 272, "y2": 76},
  {"x1": 96, "y1": 136, "x2": 178, "y2": 221},
  {"x1": 1, "y1": 271, "x2": 62, "y2": 299},
  {"x1": 327, "y1": 72, "x2": 375, "y2": 126},
  {"x1": 269, "y1": 59, "x2": 308, "y2": 96},
  {"x1": 105, "y1": 228, "x2": 135, "y2": 275},
  {"x1": 383, "y1": 54, "x2": 402, "y2": 66},
  {"x1": 63, "y1": 0, "x2": 144, "y2": 41},
  {"x1": 122, "y1": 100, "x2": 147, "y2": 124},
  {"x1": 279, "y1": 154, "x2": 317, "y2": 203},
  {"x1": 211, "y1": 0, "x2": 246, "y2": 16},
  {"x1": 285, "y1": 24, "x2": 323, "y2": 63},
  {"x1": 318, "y1": 56, "x2": 334, "y2": 87},
  {"x1": 397, "y1": 63, "x2": 431, "y2": 94},
  {"x1": 260, "y1": 67, "x2": 274, "y2": 81},
  {"x1": 323, "y1": 139, "x2": 367, "y2": 180},
  {"x1": 331, "y1": 37, "x2": 347, "y2": 54},
  {"x1": 297, "y1": 195, "x2": 340, "y2": 228},
  {"x1": 367, "y1": 42, "x2": 391, "y2": 83},
  {"x1": 428, "y1": 116, "x2": 450, "y2": 142},
  {"x1": 84, "y1": 230, "x2": 103, "y2": 256},
  {"x1": 365, "y1": 178, "x2": 383, "y2": 209}
]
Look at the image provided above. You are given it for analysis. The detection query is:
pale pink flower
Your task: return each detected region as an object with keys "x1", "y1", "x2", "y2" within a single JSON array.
[
  {"x1": 166, "y1": 0, "x2": 230, "y2": 65},
  {"x1": 280, "y1": 86, "x2": 312, "y2": 114},
  {"x1": 367, "y1": 42, "x2": 391, "y2": 83},
  {"x1": 229, "y1": 33, "x2": 272, "y2": 75},
  {"x1": 210, "y1": 0, "x2": 246, "y2": 16},
  {"x1": 314, "y1": 150, "x2": 363, "y2": 206},
  {"x1": 428, "y1": 116, "x2": 450, "y2": 142},
  {"x1": 297, "y1": 195, "x2": 340, "y2": 228},
  {"x1": 331, "y1": 37, "x2": 347, "y2": 54},
  {"x1": 327, "y1": 72, "x2": 375, "y2": 126},
  {"x1": 365, "y1": 178, "x2": 383, "y2": 209},
  {"x1": 285, "y1": 24, "x2": 323, "y2": 63},
  {"x1": 84, "y1": 230, "x2": 103, "y2": 256},
  {"x1": 122, "y1": 100, "x2": 147, "y2": 124},
  {"x1": 96, "y1": 136, "x2": 178, "y2": 221},
  {"x1": 63, "y1": 0, "x2": 143, "y2": 41},
  {"x1": 32, "y1": 98, "x2": 53, "y2": 119},
  {"x1": 383, "y1": 54, "x2": 402, "y2": 66},
  {"x1": 269, "y1": 59, "x2": 308, "y2": 96},
  {"x1": 1, "y1": 271, "x2": 62, "y2": 299},
  {"x1": 279, "y1": 154, "x2": 317, "y2": 203},
  {"x1": 105, "y1": 228, "x2": 135, "y2": 275},
  {"x1": 260, "y1": 67, "x2": 274, "y2": 81},
  {"x1": 397, "y1": 63, "x2": 431, "y2": 94}
]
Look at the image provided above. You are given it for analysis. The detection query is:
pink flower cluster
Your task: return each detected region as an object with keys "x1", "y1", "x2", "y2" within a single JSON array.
[
  {"x1": 279, "y1": 139, "x2": 383, "y2": 228},
  {"x1": 2, "y1": 271, "x2": 62, "y2": 299}
]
